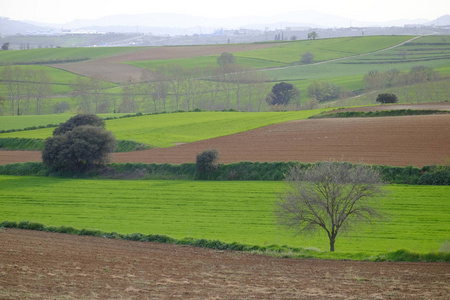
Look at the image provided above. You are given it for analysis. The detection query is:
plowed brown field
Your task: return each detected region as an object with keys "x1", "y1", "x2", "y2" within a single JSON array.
[
  {"x1": 1, "y1": 114, "x2": 449, "y2": 167},
  {"x1": 115, "y1": 114, "x2": 450, "y2": 167},
  {"x1": 1, "y1": 229, "x2": 448, "y2": 300}
]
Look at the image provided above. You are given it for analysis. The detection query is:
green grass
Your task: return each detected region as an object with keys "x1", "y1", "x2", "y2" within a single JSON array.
[
  {"x1": 0, "y1": 47, "x2": 143, "y2": 65},
  {"x1": 0, "y1": 110, "x2": 330, "y2": 147},
  {"x1": 236, "y1": 36, "x2": 413, "y2": 64},
  {"x1": 0, "y1": 175, "x2": 448, "y2": 257},
  {"x1": 126, "y1": 55, "x2": 283, "y2": 71},
  {"x1": 0, "y1": 113, "x2": 131, "y2": 131}
]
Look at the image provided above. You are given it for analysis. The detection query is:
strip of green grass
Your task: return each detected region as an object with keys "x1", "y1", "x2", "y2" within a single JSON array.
[
  {"x1": 0, "y1": 47, "x2": 143, "y2": 65},
  {"x1": 0, "y1": 113, "x2": 130, "y2": 131},
  {"x1": 0, "y1": 175, "x2": 448, "y2": 258},
  {"x1": 126, "y1": 56, "x2": 283, "y2": 71},
  {"x1": 0, "y1": 110, "x2": 330, "y2": 147},
  {"x1": 237, "y1": 36, "x2": 413, "y2": 64}
]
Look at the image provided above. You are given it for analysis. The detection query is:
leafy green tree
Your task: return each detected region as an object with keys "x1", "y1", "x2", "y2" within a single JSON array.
[
  {"x1": 217, "y1": 52, "x2": 236, "y2": 66},
  {"x1": 43, "y1": 114, "x2": 116, "y2": 173},
  {"x1": 275, "y1": 162, "x2": 385, "y2": 252},
  {"x1": 307, "y1": 31, "x2": 318, "y2": 40},
  {"x1": 196, "y1": 149, "x2": 220, "y2": 179},
  {"x1": 266, "y1": 82, "x2": 300, "y2": 106},
  {"x1": 53, "y1": 114, "x2": 105, "y2": 136}
]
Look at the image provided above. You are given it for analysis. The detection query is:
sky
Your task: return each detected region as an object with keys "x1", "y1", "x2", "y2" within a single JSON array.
[{"x1": 1, "y1": 0, "x2": 449, "y2": 24}]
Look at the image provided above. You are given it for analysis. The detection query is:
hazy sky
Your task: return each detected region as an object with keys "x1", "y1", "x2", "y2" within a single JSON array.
[{"x1": 1, "y1": 0, "x2": 449, "y2": 24}]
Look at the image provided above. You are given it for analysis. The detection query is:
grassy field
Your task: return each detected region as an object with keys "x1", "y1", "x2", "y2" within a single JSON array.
[
  {"x1": 0, "y1": 35, "x2": 449, "y2": 116},
  {"x1": 0, "y1": 175, "x2": 448, "y2": 258},
  {"x1": 0, "y1": 47, "x2": 142, "y2": 65},
  {"x1": 0, "y1": 110, "x2": 330, "y2": 147},
  {"x1": 0, "y1": 113, "x2": 130, "y2": 131},
  {"x1": 236, "y1": 36, "x2": 413, "y2": 64},
  {"x1": 126, "y1": 55, "x2": 284, "y2": 71}
]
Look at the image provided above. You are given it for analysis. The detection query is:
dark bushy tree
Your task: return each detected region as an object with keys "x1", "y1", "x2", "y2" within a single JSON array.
[
  {"x1": 196, "y1": 149, "x2": 220, "y2": 179},
  {"x1": 53, "y1": 114, "x2": 105, "y2": 136},
  {"x1": 43, "y1": 114, "x2": 116, "y2": 173},
  {"x1": 266, "y1": 82, "x2": 300, "y2": 106},
  {"x1": 217, "y1": 52, "x2": 236, "y2": 66},
  {"x1": 376, "y1": 93, "x2": 398, "y2": 104}
]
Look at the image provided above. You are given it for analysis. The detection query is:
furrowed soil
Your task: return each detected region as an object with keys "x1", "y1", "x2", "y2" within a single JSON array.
[
  {"x1": 112, "y1": 114, "x2": 450, "y2": 167},
  {"x1": 1, "y1": 229, "x2": 448, "y2": 300},
  {"x1": 1, "y1": 114, "x2": 449, "y2": 167}
]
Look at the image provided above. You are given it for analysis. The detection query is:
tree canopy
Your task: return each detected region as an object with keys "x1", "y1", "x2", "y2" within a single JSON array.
[
  {"x1": 42, "y1": 114, "x2": 116, "y2": 173},
  {"x1": 266, "y1": 82, "x2": 300, "y2": 106},
  {"x1": 275, "y1": 162, "x2": 385, "y2": 252},
  {"x1": 217, "y1": 52, "x2": 236, "y2": 66}
]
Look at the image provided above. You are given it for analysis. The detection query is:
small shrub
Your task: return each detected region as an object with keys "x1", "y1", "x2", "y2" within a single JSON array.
[
  {"x1": 195, "y1": 149, "x2": 220, "y2": 180},
  {"x1": 376, "y1": 93, "x2": 398, "y2": 104}
]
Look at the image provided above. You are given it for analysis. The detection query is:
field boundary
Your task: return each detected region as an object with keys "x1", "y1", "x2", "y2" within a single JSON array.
[{"x1": 1, "y1": 221, "x2": 448, "y2": 262}]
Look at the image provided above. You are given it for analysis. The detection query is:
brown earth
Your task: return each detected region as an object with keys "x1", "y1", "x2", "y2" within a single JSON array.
[
  {"x1": 1, "y1": 114, "x2": 450, "y2": 167},
  {"x1": 112, "y1": 114, "x2": 450, "y2": 167},
  {"x1": 52, "y1": 43, "x2": 281, "y2": 83},
  {"x1": 331, "y1": 102, "x2": 450, "y2": 113},
  {"x1": 1, "y1": 229, "x2": 449, "y2": 300}
]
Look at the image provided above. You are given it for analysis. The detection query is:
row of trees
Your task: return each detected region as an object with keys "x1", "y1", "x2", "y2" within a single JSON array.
[
  {"x1": 364, "y1": 66, "x2": 441, "y2": 91},
  {"x1": 1, "y1": 66, "x2": 51, "y2": 115},
  {"x1": 115, "y1": 64, "x2": 270, "y2": 114}
]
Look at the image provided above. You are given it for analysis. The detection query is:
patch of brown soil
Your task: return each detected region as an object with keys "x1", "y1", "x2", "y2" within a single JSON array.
[
  {"x1": 52, "y1": 43, "x2": 281, "y2": 83},
  {"x1": 0, "y1": 229, "x2": 448, "y2": 299},
  {"x1": 0, "y1": 150, "x2": 41, "y2": 164},
  {"x1": 112, "y1": 115, "x2": 450, "y2": 167},
  {"x1": 51, "y1": 62, "x2": 145, "y2": 83},
  {"x1": 332, "y1": 102, "x2": 450, "y2": 112},
  {"x1": 1, "y1": 115, "x2": 449, "y2": 167}
]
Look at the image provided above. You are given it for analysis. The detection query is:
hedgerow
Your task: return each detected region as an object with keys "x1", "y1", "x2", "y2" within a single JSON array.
[
  {"x1": 0, "y1": 138, "x2": 149, "y2": 152},
  {"x1": 0, "y1": 161, "x2": 448, "y2": 185},
  {"x1": 2, "y1": 221, "x2": 448, "y2": 262},
  {"x1": 310, "y1": 109, "x2": 450, "y2": 119}
]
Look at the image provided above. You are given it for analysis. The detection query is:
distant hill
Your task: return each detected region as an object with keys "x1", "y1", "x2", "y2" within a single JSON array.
[
  {"x1": 0, "y1": 17, "x2": 56, "y2": 36},
  {"x1": 1, "y1": 12, "x2": 449, "y2": 37},
  {"x1": 426, "y1": 15, "x2": 450, "y2": 26}
]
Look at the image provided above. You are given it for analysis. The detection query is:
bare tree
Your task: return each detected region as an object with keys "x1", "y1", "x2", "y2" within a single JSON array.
[
  {"x1": 120, "y1": 77, "x2": 140, "y2": 113},
  {"x1": 276, "y1": 162, "x2": 385, "y2": 252},
  {"x1": 300, "y1": 52, "x2": 314, "y2": 64},
  {"x1": 32, "y1": 69, "x2": 51, "y2": 115},
  {"x1": 71, "y1": 75, "x2": 108, "y2": 113},
  {"x1": 2, "y1": 66, "x2": 24, "y2": 115}
]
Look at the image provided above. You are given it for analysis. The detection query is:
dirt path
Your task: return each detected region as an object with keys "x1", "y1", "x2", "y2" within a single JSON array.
[{"x1": 0, "y1": 229, "x2": 448, "y2": 299}]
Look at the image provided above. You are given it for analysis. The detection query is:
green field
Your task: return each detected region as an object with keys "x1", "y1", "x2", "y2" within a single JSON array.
[
  {"x1": 1, "y1": 35, "x2": 449, "y2": 116},
  {"x1": 0, "y1": 47, "x2": 143, "y2": 65},
  {"x1": 0, "y1": 110, "x2": 330, "y2": 147},
  {"x1": 237, "y1": 36, "x2": 413, "y2": 64},
  {"x1": 0, "y1": 175, "x2": 448, "y2": 257},
  {"x1": 0, "y1": 113, "x2": 131, "y2": 131}
]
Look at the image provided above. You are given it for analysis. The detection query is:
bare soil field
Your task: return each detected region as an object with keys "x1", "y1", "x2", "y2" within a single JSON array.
[
  {"x1": 331, "y1": 102, "x2": 450, "y2": 113},
  {"x1": 53, "y1": 43, "x2": 280, "y2": 83},
  {"x1": 0, "y1": 229, "x2": 448, "y2": 300},
  {"x1": 112, "y1": 114, "x2": 450, "y2": 167},
  {"x1": 1, "y1": 114, "x2": 449, "y2": 167}
]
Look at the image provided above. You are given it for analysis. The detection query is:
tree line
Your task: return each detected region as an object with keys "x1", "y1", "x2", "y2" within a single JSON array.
[{"x1": 1, "y1": 66, "x2": 51, "y2": 115}]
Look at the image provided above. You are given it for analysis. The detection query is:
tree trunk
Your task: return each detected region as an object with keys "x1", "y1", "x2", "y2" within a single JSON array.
[{"x1": 329, "y1": 237, "x2": 335, "y2": 252}]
